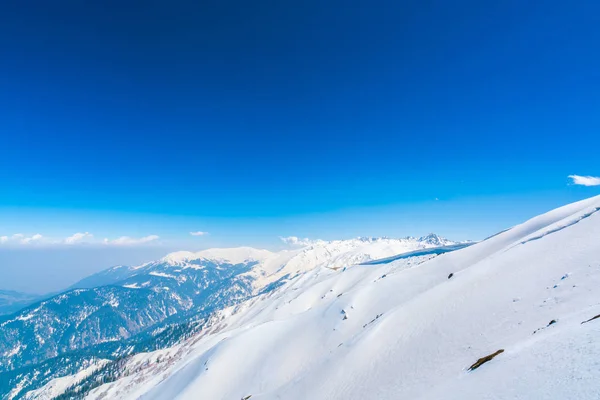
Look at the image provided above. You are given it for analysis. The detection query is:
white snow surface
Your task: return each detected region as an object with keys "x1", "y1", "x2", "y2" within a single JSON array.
[
  {"x1": 157, "y1": 236, "x2": 459, "y2": 292},
  {"x1": 161, "y1": 247, "x2": 274, "y2": 266},
  {"x1": 24, "y1": 360, "x2": 110, "y2": 400},
  {"x1": 249, "y1": 236, "x2": 459, "y2": 288},
  {"x1": 84, "y1": 196, "x2": 600, "y2": 400},
  {"x1": 148, "y1": 272, "x2": 177, "y2": 279}
]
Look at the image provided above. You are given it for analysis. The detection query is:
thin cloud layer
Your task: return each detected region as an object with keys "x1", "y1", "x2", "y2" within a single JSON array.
[
  {"x1": 21, "y1": 234, "x2": 43, "y2": 244},
  {"x1": 65, "y1": 232, "x2": 93, "y2": 244},
  {"x1": 568, "y1": 175, "x2": 600, "y2": 186},
  {"x1": 190, "y1": 231, "x2": 208, "y2": 236},
  {"x1": 280, "y1": 236, "x2": 325, "y2": 247},
  {"x1": 0, "y1": 233, "x2": 44, "y2": 245},
  {"x1": 0, "y1": 233, "x2": 160, "y2": 247},
  {"x1": 103, "y1": 235, "x2": 160, "y2": 246}
]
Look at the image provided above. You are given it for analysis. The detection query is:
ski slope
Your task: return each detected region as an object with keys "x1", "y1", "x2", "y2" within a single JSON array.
[{"x1": 78, "y1": 195, "x2": 600, "y2": 399}]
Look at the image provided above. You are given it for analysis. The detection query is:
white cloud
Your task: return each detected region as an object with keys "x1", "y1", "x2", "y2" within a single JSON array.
[
  {"x1": 65, "y1": 232, "x2": 93, "y2": 244},
  {"x1": 280, "y1": 236, "x2": 325, "y2": 247},
  {"x1": 569, "y1": 175, "x2": 600, "y2": 186},
  {"x1": 0, "y1": 232, "x2": 161, "y2": 247},
  {"x1": 21, "y1": 233, "x2": 43, "y2": 244},
  {"x1": 0, "y1": 233, "x2": 38, "y2": 246},
  {"x1": 189, "y1": 231, "x2": 208, "y2": 236},
  {"x1": 103, "y1": 235, "x2": 160, "y2": 246}
]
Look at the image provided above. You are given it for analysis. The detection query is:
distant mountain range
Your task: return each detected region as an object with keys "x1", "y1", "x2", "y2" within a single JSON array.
[
  {"x1": 0, "y1": 234, "x2": 460, "y2": 399},
  {"x1": 0, "y1": 290, "x2": 40, "y2": 317}
]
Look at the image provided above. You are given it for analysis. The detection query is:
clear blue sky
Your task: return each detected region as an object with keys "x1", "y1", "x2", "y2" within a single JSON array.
[{"x1": 0, "y1": 1, "x2": 599, "y2": 292}]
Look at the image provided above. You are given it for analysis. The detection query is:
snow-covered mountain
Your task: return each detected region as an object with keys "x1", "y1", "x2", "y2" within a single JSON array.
[
  {"x1": 68, "y1": 246, "x2": 274, "y2": 290},
  {"x1": 70, "y1": 236, "x2": 457, "y2": 295},
  {"x1": 0, "y1": 256, "x2": 260, "y2": 375},
  {"x1": 37, "y1": 195, "x2": 600, "y2": 400},
  {"x1": 249, "y1": 234, "x2": 460, "y2": 287},
  {"x1": 161, "y1": 247, "x2": 274, "y2": 266},
  {"x1": 0, "y1": 234, "x2": 459, "y2": 399}
]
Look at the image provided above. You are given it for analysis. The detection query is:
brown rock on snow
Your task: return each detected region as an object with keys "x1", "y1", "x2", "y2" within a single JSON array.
[{"x1": 468, "y1": 349, "x2": 504, "y2": 371}]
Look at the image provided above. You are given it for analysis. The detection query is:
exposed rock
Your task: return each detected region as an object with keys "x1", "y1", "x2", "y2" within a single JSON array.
[
  {"x1": 468, "y1": 349, "x2": 504, "y2": 371},
  {"x1": 581, "y1": 314, "x2": 600, "y2": 324}
]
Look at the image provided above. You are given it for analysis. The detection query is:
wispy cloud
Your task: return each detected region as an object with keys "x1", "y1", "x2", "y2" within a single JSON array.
[
  {"x1": 64, "y1": 232, "x2": 93, "y2": 244},
  {"x1": 280, "y1": 236, "x2": 325, "y2": 247},
  {"x1": 0, "y1": 233, "x2": 44, "y2": 245},
  {"x1": 0, "y1": 233, "x2": 42, "y2": 246},
  {"x1": 189, "y1": 231, "x2": 208, "y2": 236},
  {"x1": 0, "y1": 232, "x2": 160, "y2": 247},
  {"x1": 103, "y1": 235, "x2": 160, "y2": 246},
  {"x1": 568, "y1": 175, "x2": 600, "y2": 187},
  {"x1": 21, "y1": 234, "x2": 43, "y2": 244}
]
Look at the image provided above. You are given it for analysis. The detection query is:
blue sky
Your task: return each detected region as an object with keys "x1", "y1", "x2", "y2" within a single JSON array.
[{"x1": 1, "y1": 1, "x2": 599, "y2": 291}]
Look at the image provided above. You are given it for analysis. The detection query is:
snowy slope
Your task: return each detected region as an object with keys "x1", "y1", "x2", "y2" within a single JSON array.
[
  {"x1": 4, "y1": 235, "x2": 458, "y2": 399},
  {"x1": 0, "y1": 254, "x2": 262, "y2": 377},
  {"x1": 161, "y1": 247, "x2": 274, "y2": 266},
  {"x1": 248, "y1": 235, "x2": 460, "y2": 289},
  {"x1": 23, "y1": 360, "x2": 110, "y2": 400},
  {"x1": 154, "y1": 236, "x2": 459, "y2": 292},
  {"x1": 83, "y1": 195, "x2": 600, "y2": 400}
]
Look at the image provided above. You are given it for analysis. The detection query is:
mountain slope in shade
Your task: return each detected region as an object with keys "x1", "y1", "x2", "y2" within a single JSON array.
[
  {"x1": 0, "y1": 290, "x2": 40, "y2": 317},
  {"x1": 81, "y1": 195, "x2": 600, "y2": 400},
  {"x1": 69, "y1": 265, "x2": 142, "y2": 290},
  {"x1": 70, "y1": 247, "x2": 275, "y2": 290},
  {"x1": 0, "y1": 257, "x2": 259, "y2": 374}
]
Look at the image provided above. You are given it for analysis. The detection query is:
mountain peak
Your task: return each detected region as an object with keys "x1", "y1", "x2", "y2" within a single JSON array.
[
  {"x1": 162, "y1": 247, "x2": 274, "y2": 266},
  {"x1": 161, "y1": 251, "x2": 197, "y2": 265},
  {"x1": 417, "y1": 233, "x2": 452, "y2": 246}
]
